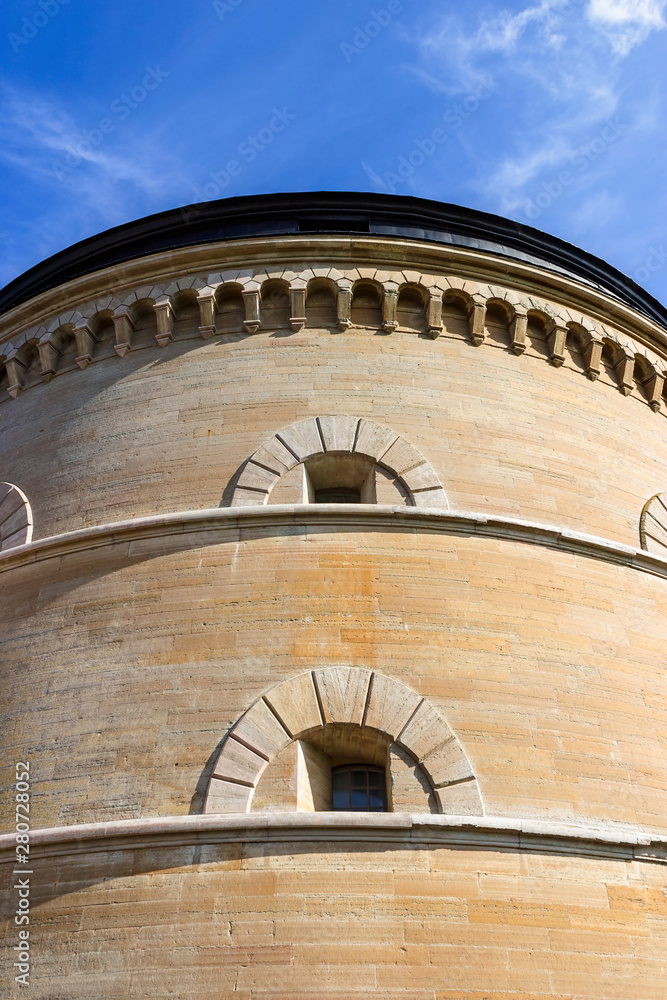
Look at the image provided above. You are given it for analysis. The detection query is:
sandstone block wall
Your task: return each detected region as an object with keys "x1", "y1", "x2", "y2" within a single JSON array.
[{"x1": 1, "y1": 225, "x2": 666, "y2": 998}]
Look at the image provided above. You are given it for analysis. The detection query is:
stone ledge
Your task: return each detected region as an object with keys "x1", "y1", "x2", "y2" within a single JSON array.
[
  {"x1": 1, "y1": 504, "x2": 667, "y2": 580},
  {"x1": 0, "y1": 813, "x2": 664, "y2": 865}
]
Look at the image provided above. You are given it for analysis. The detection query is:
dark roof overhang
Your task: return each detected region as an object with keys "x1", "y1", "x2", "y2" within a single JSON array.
[{"x1": 1, "y1": 191, "x2": 665, "y2": 327}]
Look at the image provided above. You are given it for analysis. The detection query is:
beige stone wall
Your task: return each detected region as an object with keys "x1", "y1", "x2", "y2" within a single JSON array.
[
  {"x1": 1, "y1": 840, "x2": 665, "y2": 999},
  {"x1": 2, "y1": 233, "x2": 667, "y2": 997},
  {"x1": 1, "y1": 525, "x2": 666, "y2": 834},
  {"x1": 0, "y1": 326, "x2": 667, "y2": 547},
  {"x1": 1, "y1": 239, "x2": 667, "y2": 549}
]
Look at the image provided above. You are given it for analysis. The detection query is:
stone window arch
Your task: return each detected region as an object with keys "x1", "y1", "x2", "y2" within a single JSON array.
[
  {"x1": 230, "y1": 416, "x2": 448, "y2": 508},
  {"x1": 203, "y1": 667, "x2": 482, "y2": 816},
  {"x1": 0, "y1": 483, "x2": 33, "y2": 550},
  {"x1": 640, "y1": 492, "x2": 667, "y2": 556}
]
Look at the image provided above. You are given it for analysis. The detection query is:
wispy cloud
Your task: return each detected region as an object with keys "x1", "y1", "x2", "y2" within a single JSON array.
[
  {"x1": 0, "y1": 82, "x2": 178, "y2": 209},
  {"x1": 406, "y1": 0, "x2": 664, "y2": 224},
  {"x1": 587, "y1": 0, "x2": 666, "y2": 54},
  {"x1": 474, "y1": 0, "x2": 574, "y2": 53}
]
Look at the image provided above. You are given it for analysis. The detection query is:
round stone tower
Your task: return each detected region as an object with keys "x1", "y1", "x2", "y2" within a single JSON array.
[{"x1": 1, "y1": 193, "x2": 666, "y2": 999}]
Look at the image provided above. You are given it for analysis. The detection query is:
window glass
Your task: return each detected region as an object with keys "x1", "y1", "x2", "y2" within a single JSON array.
[
  {"x1": 331, "y1": 765, "x2": 387, "y2": 811},
  {"x1": 314, "y1": 487, "x2": 361, "y2": 503}
]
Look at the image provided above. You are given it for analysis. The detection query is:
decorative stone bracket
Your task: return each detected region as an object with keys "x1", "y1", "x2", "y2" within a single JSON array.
[{"x1": 204, "y1": 667, "x2": 483, "y2": 816}]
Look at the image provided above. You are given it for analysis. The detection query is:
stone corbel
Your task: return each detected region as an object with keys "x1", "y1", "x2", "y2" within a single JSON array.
[
  {"x1": 381, "y1": 284, "x2": 399, "y2": 333},
  {"x1": 467, "y1": 297, "x2": 486, "y2": 347},
  {"x1": 427, "y1": 290, "x2": 443, "y2": 339},
  {"x1": 546, "y1": 320, "x2": 567, "y2": 367},
  {"x1": 290, "y1": 283, "x2": 307, "y2": 331},
  {"x1": 153, "y1": 297, "x2": 174, "y2": 348},
  {"x1": 583, "y1": 334, "x2": 604, "y2": 381},
  {"x1": 640, "y1": 368, "x2": 664, "y2": 412},
  {"x1": 197, "y1": 289, "x2": 217, "y2": 339},
  {"x1": 510, "y1": 309, "x2": 528, "y2": 355},
  {"x1": 613, "y1": 348, "x2": 635, "y2": 396},
  {"x1": 243, "y1": 288, "x2": 261, "y2": 334},
  {"x1": 112, "y1": 307, "x2": 135, "y2": 357},
  {"x1": 38, "y1": 334, "x2": 59, "y2": 382},
  {"x1": 73, "y1": 321, "x2": 97, "y2": 369},
  {"x1": 336, "y1": 282, "x2": 353, "y2": 330},
  {"x1": 4, "y1": 355, "x2": 24, "y2": 399}
]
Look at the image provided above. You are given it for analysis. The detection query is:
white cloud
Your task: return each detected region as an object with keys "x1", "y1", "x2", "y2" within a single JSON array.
[
  {"x1": 587, "y1": 0, "x2": 666, "y2": 54},
  {"x1": 406, "y1": 0, "x2": 664, "y2": 223},
  {"x1": 475, "y1": 1, "x2": 571, "y2": 53},
  {"x1": 0, "y1": 83, "x2": 176, "y2": 204}
]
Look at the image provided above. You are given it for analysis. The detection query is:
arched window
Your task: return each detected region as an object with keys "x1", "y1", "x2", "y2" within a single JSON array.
[
  {"x1": 230, "y1": 417, "x2": 448, "y2": 509},
  {"x1": 204, "y1": 668, "x2": 483, "y2": 817},
  {"x1": 332, "y1": 764, "x2": 387, "y2": 811},
  {"x1": 306, "y1": 452, "x2": 376, "y2": 503}
]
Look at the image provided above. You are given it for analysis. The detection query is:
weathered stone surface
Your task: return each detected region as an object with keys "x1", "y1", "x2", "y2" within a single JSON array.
[
  {"x1": 213, "y1": 737, "x2": 266, "y2": 786},
  {"x1": 0, "y1": 482, "x2": 32, "y2": 550},
  {"x1": 232, "y1": 699, "x2": 292, "y2": 760},
  {"x1": 318, "y1": 415, "x2": 358, "y2": 453},
  {"x1": 252, "y1": 438, "x2": 298, "y2": 475},
  {"x1": 365, "y1": 674, "x2": 422, "y2": 738},
  {"x1": 435, "y1": 779, "x2": 484, "y2": 815},
  {"x1": 381, "y1": 438, "x2": 426, "y2": 476},
  {"x1": 1, "y1": 222, "x2": 666, "y2": 998},
  {"x1": 205, "y1": 776, "x2": 252, "y2": 813},
  {"x1": 354, "y1": 419, "x2": 398, "y2": 461},
  {"x1": 412, "y1": 486, "x2": 448, "y2": 508},
  {"x1": 400, "y1": 462, "x2": 443, "y2": 493},
  {"x1": 263, "y1": 672, "x2": 322, "y2": 737},
  {"x1": 236, "y1": 461, "x2": 279, "y2": 493},
  {"x1": 421, "y1": 736, "x2": 474, "y2": 788},
  {"x1": 397, "y1": 702, "x2": 454, "y2": 762},
  {"x1": 276, "y1": 419, "x2": 322, "y2": 462},
  {"x1": 313, "y1": 666, "x2": 371, "y2": 726}
]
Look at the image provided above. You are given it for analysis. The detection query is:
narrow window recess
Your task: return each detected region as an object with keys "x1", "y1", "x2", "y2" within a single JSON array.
[{"x1": 313, "y1": 487, "x2": 361, "y2": 504}]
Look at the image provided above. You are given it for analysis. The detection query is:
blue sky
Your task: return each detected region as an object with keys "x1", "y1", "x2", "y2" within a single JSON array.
[{"x1": 1, "y1": 0, "x2": 666, "y2": 304}]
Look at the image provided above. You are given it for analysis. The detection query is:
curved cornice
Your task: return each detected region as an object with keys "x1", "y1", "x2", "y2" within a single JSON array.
[
  {"x1": 2, "y1": 192, "x2": 665, "y2": 328},
  {"x1": 0, "y1": 813, "x2": 664, "y2": 865},
  {"x1": 1, "y1": 504, "x2": 666, "y2": 580},
  {"x1": 1, "y1": 235, "x2": 666, "y2": 358}
]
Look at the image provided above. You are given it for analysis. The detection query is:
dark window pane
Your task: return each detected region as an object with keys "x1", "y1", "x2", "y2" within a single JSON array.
[
  {"x1": 331, "y1": 765, "x2": 388, "y2": 812},
  {"x1": 314, "y1": 488, "x2": 361, "y2": 504},
  {"x1": 332, "y1": 772, "x2": 348, "y2": 791},
  {"x1": 332, "y1": 789, "x2": 350, "y2": 809}
]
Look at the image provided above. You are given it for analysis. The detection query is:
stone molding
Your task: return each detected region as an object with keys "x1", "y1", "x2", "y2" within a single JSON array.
[
  {"x1": 0, "y1": 813, "x2": 664, "y2": 865},
  {"x1": 204, "y1": 667, "x2": 481, "y2": 815},
  {"x1": 2, "y1": 504, "x2": 667, "y2": 580},
  {"x1": 639, "y1": 492, "x2": 667, "y2": 557},
  {"x1": 233, "y1": 416, "x2": 447, "y2": 508},
  {"x1": 0, "y1": 482, "x2": 33, "y2": 550},
  {"x1": 2, "y1": 241, "x2": 667, "y2": 413}
]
